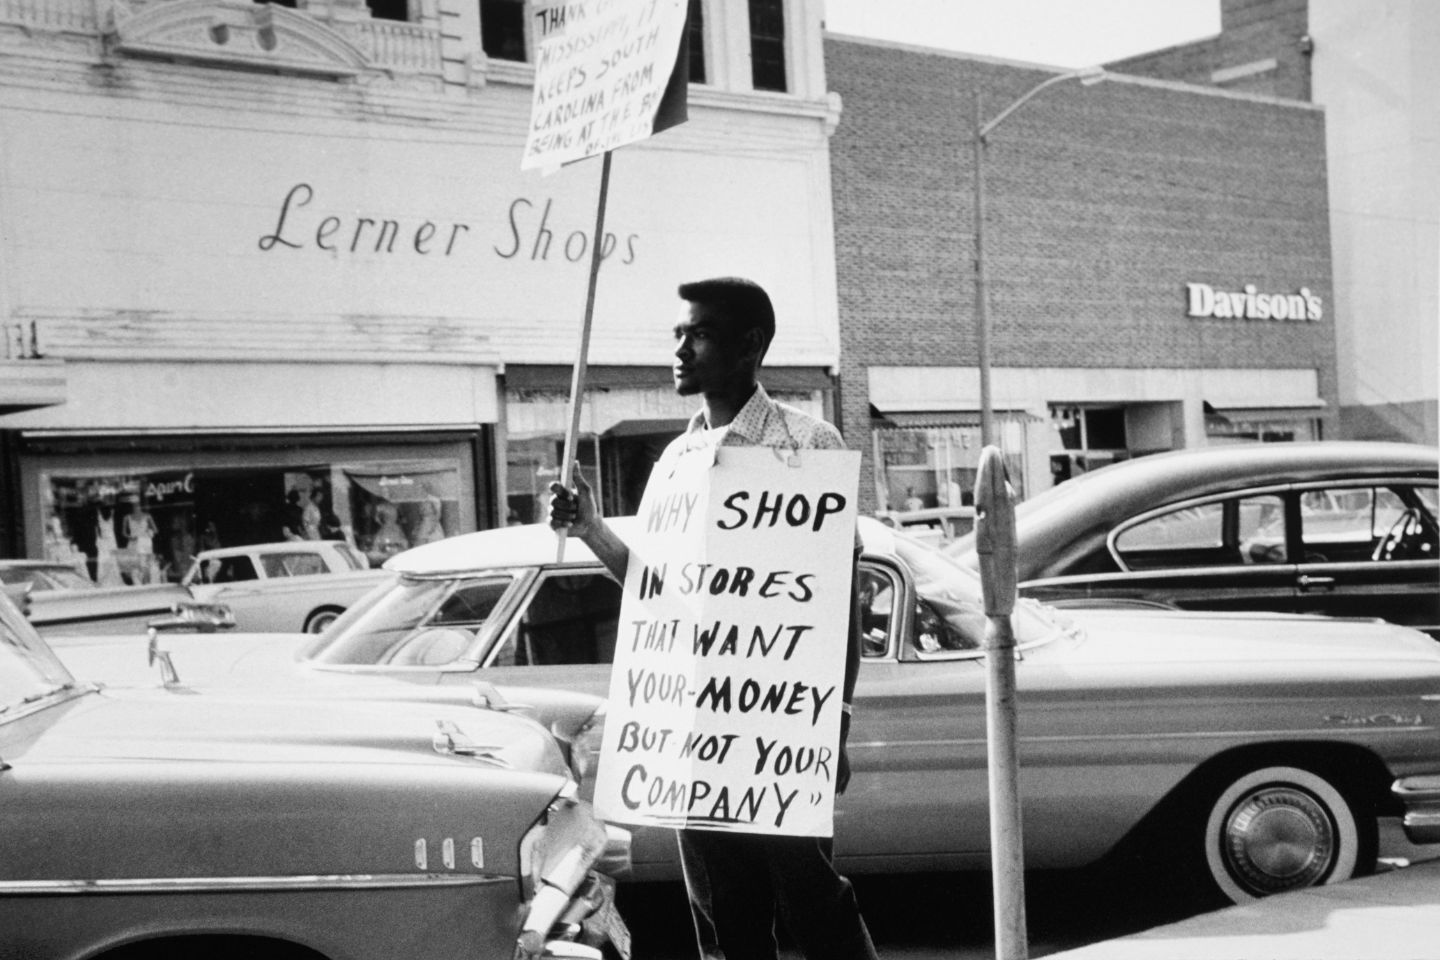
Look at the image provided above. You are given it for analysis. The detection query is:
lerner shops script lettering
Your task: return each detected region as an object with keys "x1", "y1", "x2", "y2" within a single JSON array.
[
  {"x1": 594, "y1": 446, "x2": 863, "y2": 838},
  {"x1": 257, "y1": 182, "x2": 639, "y2": 265}
]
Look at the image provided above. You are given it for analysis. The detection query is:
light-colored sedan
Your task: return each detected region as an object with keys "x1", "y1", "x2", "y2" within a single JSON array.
[
  {"x1": 182, "y1": 540, "x2": 392, "y2": 633},
  {"x1": 64, "y1": 518, "x2": 1440, "y2": 907},
  {"x1": 0, "y1": 590, "x2": 631, "y2": 960}
]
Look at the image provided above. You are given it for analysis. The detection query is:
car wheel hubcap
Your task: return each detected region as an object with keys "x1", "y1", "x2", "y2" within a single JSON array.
[{"x1": 1223, "y1": 787, "x2": 1334, "y2": 895}]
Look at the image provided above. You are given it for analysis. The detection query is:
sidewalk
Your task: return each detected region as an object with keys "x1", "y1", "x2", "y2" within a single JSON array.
[{"x1": 1044, "y1": 858, "x2": 1440, "y2": 960}]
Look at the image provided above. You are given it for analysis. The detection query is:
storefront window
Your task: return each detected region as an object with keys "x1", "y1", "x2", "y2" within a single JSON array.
[
  {"x1": 38, "y1": 458, "x2": 463, "y2": 581},
  {"x1": 873, "y1": 421, "x2": 1028, "y2": 515},
  {"x1": 506, "y1": 434, "x2": 602, "y2": 526},
  {"x1": 1050, "y1": 406, "x2": 1130, "y2": 484},
  {"x1": 1205, "y1": 412, "x2": 1319, "y2": 444}
]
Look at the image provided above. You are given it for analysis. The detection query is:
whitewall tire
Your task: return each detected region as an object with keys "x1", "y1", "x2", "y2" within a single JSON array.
[{"x1": 1203, "y1": 765, "x2": 1362, "y2": 903}]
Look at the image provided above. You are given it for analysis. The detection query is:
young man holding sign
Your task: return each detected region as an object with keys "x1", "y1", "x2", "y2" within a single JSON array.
[{"x1": 550, "y1": 277, "x2": 876, "y2": 960}]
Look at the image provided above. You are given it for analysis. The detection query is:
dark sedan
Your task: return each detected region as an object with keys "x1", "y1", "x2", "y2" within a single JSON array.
[{"x1": 945, "y1": 441, "x2": 1438, "y2": 634}]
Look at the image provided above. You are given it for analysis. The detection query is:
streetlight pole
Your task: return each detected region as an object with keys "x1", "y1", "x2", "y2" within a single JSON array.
[
  {"x1": 973, "y1": 66, "x2": 1106, "y2": 447},
  {"x1": 969, "y1": 65, "x2": 1107, "y2": 960}
]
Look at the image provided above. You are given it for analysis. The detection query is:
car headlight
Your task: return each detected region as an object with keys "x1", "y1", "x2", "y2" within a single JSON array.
[
  {"x1": 518, "y1": 784, "x2": 618, "y2": 900},
  {"x1": 516, "y1": 784, "x2": 632, "y2": 958}
]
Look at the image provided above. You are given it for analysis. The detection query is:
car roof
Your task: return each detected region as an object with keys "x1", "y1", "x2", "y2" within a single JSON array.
[
  {"x1": 949, "y1": 441, "x2": 1438, "y2": 575},
  {"x1": 387, "y1": 516, "x2": 899, "y2": 576},
  {"x1": 196, "y1": 542, "x2": 335, "y2": 560}
]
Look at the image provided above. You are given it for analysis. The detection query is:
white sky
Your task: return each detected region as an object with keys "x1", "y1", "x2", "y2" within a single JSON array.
[{"x1": 822, "y1": 0, "x2": 1222, "y2": 69}]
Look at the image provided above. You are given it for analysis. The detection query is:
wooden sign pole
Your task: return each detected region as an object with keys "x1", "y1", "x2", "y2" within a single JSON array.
[{"x1": 556, "y1": 149, "x2": 614, "y2": 560}]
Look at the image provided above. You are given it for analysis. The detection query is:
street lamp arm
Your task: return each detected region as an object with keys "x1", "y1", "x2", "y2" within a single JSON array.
[{"x1": 978, "y1": 66, "x2": 1106, "y2": 141}]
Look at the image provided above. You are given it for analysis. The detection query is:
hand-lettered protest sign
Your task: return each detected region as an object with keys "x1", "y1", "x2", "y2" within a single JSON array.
[
  {"x1": 594, "y1": 445, "x2": 862, "y2": 837},
  {"x1": 524, "y1": 0, "x2": 690, "y2": 170}
]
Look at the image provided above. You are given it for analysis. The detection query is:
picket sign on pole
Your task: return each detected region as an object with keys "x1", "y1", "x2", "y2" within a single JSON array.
[
  {"x1": 974, "y1": 445, "x2": 1027, "y2": 960},
  {"x1": 519, "y1": 0, "x2": 691, "y2": 561},
  {"x1": 556, "y1": 149, "x2": 613, "y2": 561}
]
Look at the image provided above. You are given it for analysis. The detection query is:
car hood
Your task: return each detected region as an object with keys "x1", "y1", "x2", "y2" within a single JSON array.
[
  {"x1": 1056, "y1": 607, "x2": 1440, "y2": 670},
  {"x1": 1, "y1": 686, "x2": 572, "y2": 884},
  {"x1": 10, "y1": 683, "x2": 567, "y2": 776},
  {"x1": 48, "y1": 630, "x2": 606, "y2": 759}
]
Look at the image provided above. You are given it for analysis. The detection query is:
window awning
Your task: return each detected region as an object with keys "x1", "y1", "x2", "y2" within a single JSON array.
[
  {"x1": 870, "y1": 404, "x2": 1039, "y2": 429},
  {"x1": 1205, "y1": 402, "x2": 1326, "y2": 422},
  {"x1": 344, "y1": 464, "x2": 461, "y2": 502}
]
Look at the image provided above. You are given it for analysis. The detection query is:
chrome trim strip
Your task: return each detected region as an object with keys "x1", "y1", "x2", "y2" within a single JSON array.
[
  {"x1": 855, "y1": 725, "x2": 1437, "y2": 750},
  {"x1": 0, "y1": 873, "x2": 512, "y2": 896}
]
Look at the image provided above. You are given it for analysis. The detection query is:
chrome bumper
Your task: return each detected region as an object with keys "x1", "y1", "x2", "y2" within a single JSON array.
[{"x1": 1393, "y1": 775, "x2": 1440, "y2": 845}]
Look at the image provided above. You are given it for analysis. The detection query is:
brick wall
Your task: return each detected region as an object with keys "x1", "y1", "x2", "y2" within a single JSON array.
[
  {"x1": 826, "y1": 35, "x2": 1338, "y2": 510},
  {"x1": 1108, "y1": 0, "x2": 1312, "y2": 101}
]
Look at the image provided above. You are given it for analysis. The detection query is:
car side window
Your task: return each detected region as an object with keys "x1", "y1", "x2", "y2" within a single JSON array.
[
  {"x1": 912, "y1": 594, "x2": 984, "y2": 654},
  {"x1": 211, "y1": 555, "x2": 259, "y2": 583},
  {"x1": 260, "y1": 553, "x2": 326, "y2": 578},
  {"x1": 491, "y1": 571, "x2": 622, "y2": 667},
  {"x1": 858, "y1": 566, "x2": 897, "y2": 658},
  {"x1": 1115, "y1": 495, "x2": 1286, "y2": 569},
  {"x1": 1294, "y1": 484, "x2": 1439, "y2": 564},
  {"x1": 1370, "y1": 484, "x2": 1440, "y2": 563},
  {"x1": 1295, "y1": 486, "x2": 1381, "y2": 563}
]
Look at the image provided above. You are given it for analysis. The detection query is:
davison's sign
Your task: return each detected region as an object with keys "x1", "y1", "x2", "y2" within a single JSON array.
[
  {"x1": 1186, "y1": 283, "x2": 1323, "y2": 322},
  {"x1": 594, "y1": 445, "x2": 862, "y2": 837}
]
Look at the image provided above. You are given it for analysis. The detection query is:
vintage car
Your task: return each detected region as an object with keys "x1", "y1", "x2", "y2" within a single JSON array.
[
  {"x1": 0, "y1": 559, "x2": 95, "y2": 591},
  {"x1": 944, "y1": 441, "x2": 1439, "y2": 636},
  {"x1": 0, "y1": 593, "x2": 630, "y2": 960},
  {"x1": 182, "y1": 540, "x2": 392, "y2": 633},
  {"x1": 55, "y1": 517, "x2": 1440, "y2": 907}
]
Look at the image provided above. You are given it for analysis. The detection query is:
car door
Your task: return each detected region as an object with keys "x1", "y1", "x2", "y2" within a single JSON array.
[
  {"x1": 838, "y1": 559, "x2": 992, "y2": 869},
  {"x1": 1289, "y1": 480, "x2": 1440, "y2": 634},
  {"x1": 1024, "y1": 490, "x2": 1301, "y2": 614}
]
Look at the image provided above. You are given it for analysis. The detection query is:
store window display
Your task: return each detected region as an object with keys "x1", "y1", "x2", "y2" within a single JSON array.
[
  {"x1": 122, "y1": 500, "x2": 160, "y2": 584},
  {"x1": 35, "y1": 459, "x2": 465, "y2": 576},
  {"x1": 93, "y1": 505, "x2": 123, "y2": 587}
]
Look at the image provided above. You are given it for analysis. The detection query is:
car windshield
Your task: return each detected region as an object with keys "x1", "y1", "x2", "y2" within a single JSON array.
[
  {"x1": 0, "y1": 596, "x2": 78, "y2": 713},
  {"x1": 303, "y1": 573, "x2": 515, "y2": 665}
]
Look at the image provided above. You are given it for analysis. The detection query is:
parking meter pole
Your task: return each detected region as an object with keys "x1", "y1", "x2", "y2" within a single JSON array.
[
  {"x1": 974, "y1": 446, "x2": 1027, "y2": 960},
  {"x1": 556, "y1": 149, "x2": 614, "y2": 562}
]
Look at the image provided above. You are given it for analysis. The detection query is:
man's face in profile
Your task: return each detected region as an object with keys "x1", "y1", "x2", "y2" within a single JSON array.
[{"x1": 672, "y1": 301, "x2": 755, "y2": 397}]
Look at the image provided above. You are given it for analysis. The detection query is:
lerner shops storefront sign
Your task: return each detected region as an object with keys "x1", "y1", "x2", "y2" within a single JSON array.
[
  {"x1": 258, "y1": 183, "x2": 641, "y2": 267},
  {"x1": 1186, "y1": 282, "x2": 1323, "y2": 322},
  {"x1": 1, "y1": 103, "x2": 837, "y2": 372}
]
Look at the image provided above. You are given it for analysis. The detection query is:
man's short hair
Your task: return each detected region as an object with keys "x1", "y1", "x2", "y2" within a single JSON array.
[{"x1": 677, "y1": 277, "x2": 775, "y2": 354}]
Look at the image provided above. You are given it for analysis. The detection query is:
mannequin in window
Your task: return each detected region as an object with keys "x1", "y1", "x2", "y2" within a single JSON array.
[
  {"x1": 94, "y1": 505, "x2": 123, "y2": 586},
  {"x1": 366, "y1": 501, "x2": 409, "y2": 567},
  {"x1": 123, "y1": 500, "x2": 159, "y2": 584},
  {"x1": 411, "y1": 494, "x2": 445, "y2": 545},
  {"x1": 302, "y1": 486, "x2": 324, "y2": 540}
]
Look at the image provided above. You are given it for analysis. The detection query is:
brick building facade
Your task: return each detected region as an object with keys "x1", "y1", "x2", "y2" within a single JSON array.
[
  {"x1": 826, "y1": 36, "x2": 1338, "y2": 515},
  {"x1": 1110, "y1": 0, "x2": 1437, "y2": 447}
]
